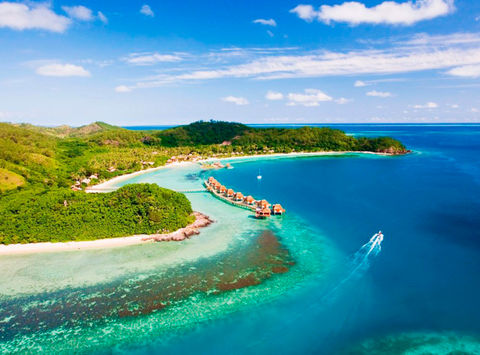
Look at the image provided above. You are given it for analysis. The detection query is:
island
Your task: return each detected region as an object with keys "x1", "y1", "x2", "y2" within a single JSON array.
[{"x1": 0, "y1": 120, "x2": 408, "y2": 247}]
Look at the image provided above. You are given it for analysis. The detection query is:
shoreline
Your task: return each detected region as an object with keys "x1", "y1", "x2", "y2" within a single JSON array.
[
  {"x1": 2, "y1": 150, "x2": 396, "y2": 255},
  {"x1": 87, "y1": 150, "x2": 399, "y2": 192},
  {"x1": 0, "y1": 212, "x2": 212, "y2": 255}
]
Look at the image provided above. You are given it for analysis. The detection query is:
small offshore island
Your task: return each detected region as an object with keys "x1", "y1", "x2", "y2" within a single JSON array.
[{"x1": 0, "y1": 120, "x2": 408, "y2": 249}]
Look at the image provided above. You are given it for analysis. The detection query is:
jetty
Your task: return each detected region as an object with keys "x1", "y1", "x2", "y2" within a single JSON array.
[{"x1": 204, "y1": 177, "x2": 285, "y2": 218}]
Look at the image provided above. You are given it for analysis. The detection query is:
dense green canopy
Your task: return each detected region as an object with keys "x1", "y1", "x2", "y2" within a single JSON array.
[{"x1": 0, "y1": 184, "x2": 193, "y2": 244}]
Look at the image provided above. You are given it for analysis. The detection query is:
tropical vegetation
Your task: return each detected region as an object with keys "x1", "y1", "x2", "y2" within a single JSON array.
[
  {"x1": 0, "y1": 184, "x2": 193, "y2": 244},
  {"x1": 0, "y1": 120, "x2": 407, "y2": 244}
]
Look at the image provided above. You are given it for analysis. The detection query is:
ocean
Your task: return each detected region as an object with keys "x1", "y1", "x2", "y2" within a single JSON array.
[{"x1": 1, "y1": 124, "x2": 479, "y2": 354}]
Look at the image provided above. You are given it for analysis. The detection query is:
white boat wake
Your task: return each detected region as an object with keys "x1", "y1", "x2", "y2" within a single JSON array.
[{"x1": 323, "y1": 231, "x2": 384, "y2": 302}]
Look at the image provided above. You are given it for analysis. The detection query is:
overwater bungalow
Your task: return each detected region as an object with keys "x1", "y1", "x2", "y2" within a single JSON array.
[
  {"x1": 255, "y1": 207, "x2": 271, "y2": 219},
  {"x1": 244, "y1": 196, "x2": 255, "y2": 205},
  {"x1": 257, "y1": 200, "x2": 270, "y2": 209},
  {"x1": 204, "y1": 178, "x2": 284, "y2": 219},
  {"x1": 273, "y1": 204, "x2": 285, "y2": 215}
]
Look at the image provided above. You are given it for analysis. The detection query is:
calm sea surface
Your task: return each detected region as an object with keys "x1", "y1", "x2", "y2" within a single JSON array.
[{"x1": 1, "y1": 124, "x2": 480, "y2": 354}]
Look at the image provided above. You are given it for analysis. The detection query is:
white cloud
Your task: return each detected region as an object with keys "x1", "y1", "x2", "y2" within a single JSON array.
[
  {"x1": 253, "y1": 18, "x2": 277, "y2": 26},
  {"x1": 366, "y1": 90, "x2": 392, "y2": 98},
  {"x1": 222, "y1": 96, "x2": 249, "y2": 105},
  {"x1": 115, "y1": 85, "x2": 131, "y2": 93},
  {"x1": 287, "y1": 89, "x2": 332, "y2": 106},
  {"x1": 127, "y1": 32, "x2": 480, "y2": 90},
  {"x1": 140, "y1": 4, "x2": 154, "y2": 17},
  {"x1": 267, "y1": 30, "x2": 274, "y2": 37},
  {"x1": 404, "y1": 32, "x2": 480, "y2": 46},
  {"x1": 98, "y1": 11, "x2": 108, "y2": 24},
  {"x1": 0, "y1": 2, "x2": 71, "y2": 32},
  {"x1": 471, "y1": 108, "x2": 479, "y2": 113},
  {"x1": 36, "y1": 64, "x2": 90, "y2": 77},
  {"x1": 265, "y1": 91, "x2": 284, "y2": 100},
  {"x1": 413, "y1": 102, "x2": 438, "y2": 109},
  {"x1": 354, "y1": 80, "x2": 367, "y2": 87},
  {"x1": 335, "y1": 97, "x2": 351, "y2": 104},
  {"x1": 291, "y1": 0, "x2": 455, "y2": 26},
  {"x1": 449, "y1": 104, "x2": 459, "y2": 108},
  {"x1": 167, "y1": 45, "x2": 480, "y2": 82},
  {"x1": 62, "y1": 5, "x2": 93, "y2": 21},
  {"x1": 290, "y1": 5, "x2": 317, "y2": 22},
  {"x1": 447, "y1": 64, "x2": 480, "y2": 78},
  {"x1": 123, "y1": 52, "x2": 182, "y2": 65}
]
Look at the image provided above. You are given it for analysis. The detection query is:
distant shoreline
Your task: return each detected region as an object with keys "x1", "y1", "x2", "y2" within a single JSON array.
[
  {"x1": 87, "y1": 150, "x2": 399, "y2": 192},
  {"x1": 0, "y1": 150, "x2": 396, "y2": 255}
]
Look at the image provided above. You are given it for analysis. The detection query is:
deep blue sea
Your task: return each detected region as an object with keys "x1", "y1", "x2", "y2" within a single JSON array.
[
  {"x1": 126, "y1": 124, "x2": 480, "y2": 354},
  {"x1": 1, "y1": 124, "x2": 479, "y2": 354}
]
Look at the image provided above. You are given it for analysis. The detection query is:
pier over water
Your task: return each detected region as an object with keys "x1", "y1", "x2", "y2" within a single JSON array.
[{"x1": 204, "y1": 177, "x2": 285, "y2": 218}]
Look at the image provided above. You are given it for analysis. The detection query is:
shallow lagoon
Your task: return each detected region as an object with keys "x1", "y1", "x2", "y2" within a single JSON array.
[{"x1": 1, "y1": 125, "x2": 480, "y2": 354}]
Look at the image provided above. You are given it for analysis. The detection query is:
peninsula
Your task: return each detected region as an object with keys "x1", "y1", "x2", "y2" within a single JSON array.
[{"x1": 0, "y1": 120, "x2": 407, "y2": 246}]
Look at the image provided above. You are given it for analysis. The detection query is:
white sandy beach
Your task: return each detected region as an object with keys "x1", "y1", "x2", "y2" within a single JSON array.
[
  {"x1": 1, "y1": 150, "x2": 389, "y2": 255},
  {"x1": 0, "y1": 235, "x2": 152, "y2": 255},
  {"x1": 87, "y1": 150, "x2": 389, "y2": 192},
  {"x1": 0, "y1": 212, "x2": 212, "y2": 255}
]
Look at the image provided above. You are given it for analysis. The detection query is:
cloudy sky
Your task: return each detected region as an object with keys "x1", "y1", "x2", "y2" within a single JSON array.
[{"x1": 1, "y1": 0, "x2": 480, "y2": 125}]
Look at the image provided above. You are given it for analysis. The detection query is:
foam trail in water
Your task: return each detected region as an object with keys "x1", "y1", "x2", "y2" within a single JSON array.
[{"x1": 323, "y1": 231, "x2": 384, "y2": 302}]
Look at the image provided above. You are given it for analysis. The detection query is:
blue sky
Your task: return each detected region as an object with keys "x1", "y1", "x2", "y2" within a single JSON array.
[{"x1": 1, "y1": 0, "x2": 480, "y2": 125}]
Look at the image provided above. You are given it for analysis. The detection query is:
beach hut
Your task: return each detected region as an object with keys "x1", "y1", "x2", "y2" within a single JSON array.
[
  {"x1": 214, "y1": 182, "x2": 221, "y2": 190},
  {"x1": 257, "y1": 200, "x2": 270, "y2": 209},
  {"x1": 273, "y1": 204, "x2": 285, "y2": 215},
  {"x1": 244, "y1": 196, "x2": 255, "y2": 205},
  {"x1": 234, "y1": 192, "x2": 244, "y2": 201},
  {"x1": 227, "y1": 188, "x2": 234, "y2": 197},
  {"x1": 208, "y1": 176, "x2": 215, "y2": 184},
  {"x1": 255, "y1": 207, "x2": 271, "y2": 219},
  {"x1": 220, "y1": 185, "x2": 227, "y2": 194}
]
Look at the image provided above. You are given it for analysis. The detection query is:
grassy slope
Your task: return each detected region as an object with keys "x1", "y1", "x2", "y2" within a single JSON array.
[
  {"x1": 0, "y1": 168, "x2": 25, "y2": 192},
  {"x1": 0, "y1": 120, "x2": 407, "y2": 192}
]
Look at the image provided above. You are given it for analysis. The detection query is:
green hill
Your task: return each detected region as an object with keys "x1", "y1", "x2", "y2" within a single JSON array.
[
  {"x1": 0, "y1": 120, "x2": 407, "y2": 244},
  {"x1": 14, "y1": 121, "x2": 122, "y2": 138},
  {"x1": 0, "y1": 184, "x2": 193, "y2": 244}
]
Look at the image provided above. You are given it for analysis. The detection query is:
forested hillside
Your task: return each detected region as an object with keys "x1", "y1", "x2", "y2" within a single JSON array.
[
  {"x1": 0, "y1": 120, "x2": 407, "y2": 193},
  {"x1": 0, "y1": 184, "x2": 193, "y2": 244},
  {"x1": 0, "y1": 120, "x2": 407, "y2": 244}
]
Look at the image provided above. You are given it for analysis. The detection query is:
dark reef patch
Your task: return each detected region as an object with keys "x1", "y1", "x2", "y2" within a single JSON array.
[{"x1": 0, "y1": 229, "x2": 294, "y2": 342}]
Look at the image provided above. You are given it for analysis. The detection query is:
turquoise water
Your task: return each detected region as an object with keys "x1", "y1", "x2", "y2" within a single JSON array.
[{"x1": 1, "y1": 125, "x2": 480, "y2": 354}]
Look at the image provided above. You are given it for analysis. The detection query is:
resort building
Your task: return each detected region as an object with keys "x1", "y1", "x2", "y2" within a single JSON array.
[
  {"x1": 244, "y1": 196, "x2": 255, "y2": 205},
  {"x1": 257, "y1": 200, "x2": 270, "y2": 209},
  {"x1": 273, "y1": 204, "x2": 285, "y2": 215},
  {"x1": 204, "y1": 178, "x2": 284, "y2": 219},
  {"x1": 256, "y1": 207, "x2": 271, "y2": 218}
]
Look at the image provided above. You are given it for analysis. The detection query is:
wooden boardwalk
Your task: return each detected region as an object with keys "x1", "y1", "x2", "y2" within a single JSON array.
[
  {"x1": 204, "y1": 181, "x2": 256, "y2": 211},
  {"x1": 88, "y1": 186, "x2": 206, "y2": 194},
  {"x1": 176, "y1": 189, "x2": 208, "y2": 193}
]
